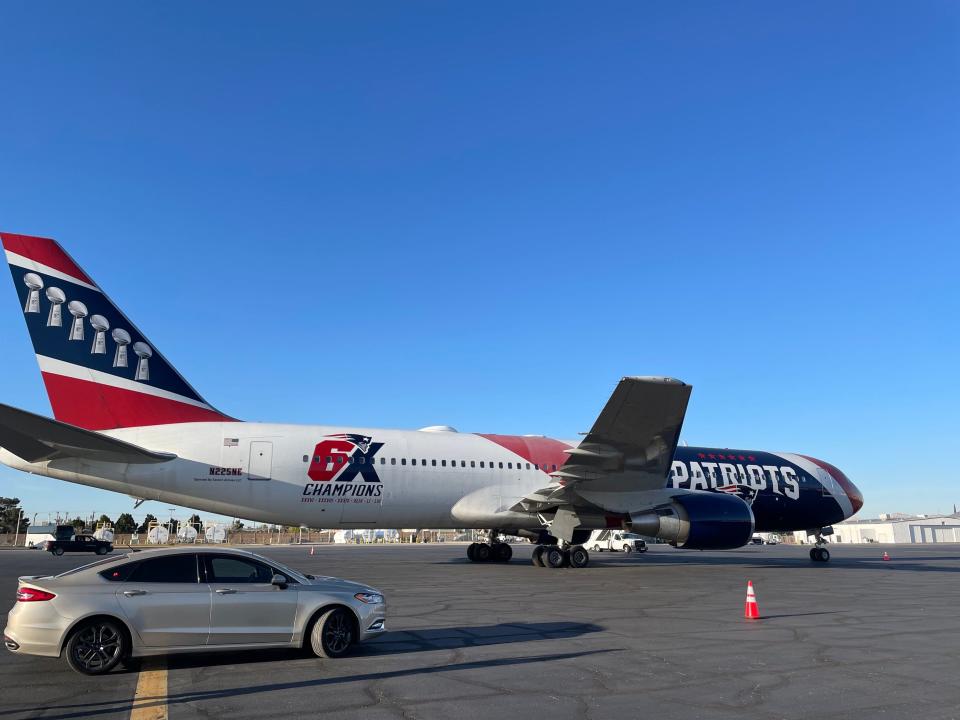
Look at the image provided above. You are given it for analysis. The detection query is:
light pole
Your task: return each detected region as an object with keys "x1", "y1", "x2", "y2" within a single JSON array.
[{"x1": 13, "y1": 509, "x2": 24, "y2": 547}]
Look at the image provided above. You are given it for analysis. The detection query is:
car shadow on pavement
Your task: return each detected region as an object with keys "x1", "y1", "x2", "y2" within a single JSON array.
[{"x1": 8, "y1": 648, "x2": 619, "y2": 720}]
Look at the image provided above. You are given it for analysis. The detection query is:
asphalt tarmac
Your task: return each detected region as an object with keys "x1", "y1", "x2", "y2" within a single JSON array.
[{"x1": 2, "y1": 542, "x2": 959, "y2": 720}]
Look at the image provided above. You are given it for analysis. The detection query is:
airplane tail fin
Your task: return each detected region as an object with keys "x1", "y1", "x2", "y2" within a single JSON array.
[{"x1": 2, "y1": 232, "x2": 233, "y2": 430}]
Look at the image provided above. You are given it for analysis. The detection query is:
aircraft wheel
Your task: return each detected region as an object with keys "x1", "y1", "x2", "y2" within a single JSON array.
[
  {"x1": 474, "y1": 543, "x2": 492, "y2": 562},
  {"x1": 544, "y1": 546, "x2": 567, "y2": 569},
  {"x1": 531, "y1": 545, "x2": 546, "y2": 567},
  {"x1": 568, "y1": 545, "x2": 590, "y2": 568},
  {"x1": 467, "y1": 543, "x2": 478, "y2": 561},
  {"x1": 819, "y1": 548, "x2": 830, "y2": 562},
  {"x1": 493, "y1": 542, "x2": 512, "y2": 562}
]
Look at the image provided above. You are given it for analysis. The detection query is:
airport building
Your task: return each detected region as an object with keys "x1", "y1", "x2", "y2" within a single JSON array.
[{"x1": 793, "y1": 513, "x2": 960, "y2": 544}]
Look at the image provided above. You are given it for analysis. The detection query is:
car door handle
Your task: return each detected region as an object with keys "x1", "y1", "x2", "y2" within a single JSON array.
[
  {"x1": 215, "y1": 588, "x2": 237, "y2": 594},
  {"x1": 123, "y1": 590, "x2": 147, "y2": 597}
]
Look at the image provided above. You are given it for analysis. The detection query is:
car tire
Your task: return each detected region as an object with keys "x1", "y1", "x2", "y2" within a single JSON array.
[
  {"x1": 622, "y1": 544, "x2": 631, "y2": 553},
  {"x1": 52, "y1": 547, "x2": 64, "y2": 556},
  {"x1": 592, "y1": 545, "x2": 602, "y2": 552},
  {"x1": 308, "y1": 608, "x2": 356, "y2": 659},
  {"x1": 64, "y1": 618, "x2": 127, "y2": 675},
  {"x1": 96, "y1": 546, "x2": 107, "y2": 555}
]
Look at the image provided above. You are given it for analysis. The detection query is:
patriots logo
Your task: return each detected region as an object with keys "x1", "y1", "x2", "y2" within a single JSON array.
[
  {"x1": 327, "y1": 434, "x2": 373, "y2": 454},
  {"x1": 716, "y1": 484, "x2": 759, "y2": 506}
]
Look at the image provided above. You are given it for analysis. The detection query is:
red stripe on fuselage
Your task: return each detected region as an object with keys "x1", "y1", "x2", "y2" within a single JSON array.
[
  {"x1": 1, "y1": 233, "x2": 95, "y2": 286},
  {"x1": 476, "y1": 433, "x2": 572, "y2": 471},
  {"x1": 41, "y1": 372, "x2": 234, "y2": 430}
]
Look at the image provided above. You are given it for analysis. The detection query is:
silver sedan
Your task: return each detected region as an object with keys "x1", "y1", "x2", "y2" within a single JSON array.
[{"x1": 3, "y1": 547, "x2": 387, "y2": 674}]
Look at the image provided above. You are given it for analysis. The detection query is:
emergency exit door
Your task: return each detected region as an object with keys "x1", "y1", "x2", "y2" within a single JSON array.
[{"x1": 248, "y1": 441, "x2": 273, "y2": 481}]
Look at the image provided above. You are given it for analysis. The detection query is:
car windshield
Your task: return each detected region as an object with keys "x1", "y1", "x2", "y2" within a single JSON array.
[{"x1": 622, "y1": 533, "x2": 641, "y2": 539}]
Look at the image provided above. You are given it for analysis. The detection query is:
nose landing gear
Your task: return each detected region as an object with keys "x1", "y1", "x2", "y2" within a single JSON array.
[{"x1": 808, "y1": 527, "x2": 833, "y2": 562}]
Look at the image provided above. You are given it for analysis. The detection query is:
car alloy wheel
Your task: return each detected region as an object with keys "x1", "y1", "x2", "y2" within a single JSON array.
[
  {"x1": 65, "y1": 619, "x2": 125, "y2": 675},
  {"x1": 310, "y1": 608, "x2": 355, "y2": 658}
]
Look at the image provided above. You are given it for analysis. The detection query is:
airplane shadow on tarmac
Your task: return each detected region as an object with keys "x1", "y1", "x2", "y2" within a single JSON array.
[
  {"x1": 444, "y1": 551, "x2": 960, "y2": 573},
  {"x1": 8, "y1": 648, "x2": 619, "y2": 720}
]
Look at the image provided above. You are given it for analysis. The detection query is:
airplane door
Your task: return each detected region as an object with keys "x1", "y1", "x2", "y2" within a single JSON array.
[{"x1": 249, "y1": 442, "x2": 273, "y2": 481}]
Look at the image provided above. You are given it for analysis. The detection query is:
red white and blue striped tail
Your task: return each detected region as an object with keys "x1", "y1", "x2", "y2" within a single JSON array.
[{"x1": 2, "y1": 232, "x2": 233, "y2": 431}]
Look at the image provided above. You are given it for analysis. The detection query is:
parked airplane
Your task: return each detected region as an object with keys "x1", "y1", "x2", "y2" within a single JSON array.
[{"x1": 0, "y1": 233, "x2": 863, "y2": 567}]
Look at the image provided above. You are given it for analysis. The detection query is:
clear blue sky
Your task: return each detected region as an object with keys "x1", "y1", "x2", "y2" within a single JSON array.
[{"x1": 0, "y1": 1, "x2": 957, "y2": 524}]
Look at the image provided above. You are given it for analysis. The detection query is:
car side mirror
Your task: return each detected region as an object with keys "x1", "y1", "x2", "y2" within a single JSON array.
[{"x1": 271, "y1": 573, "x2": 288, "y2": 589}]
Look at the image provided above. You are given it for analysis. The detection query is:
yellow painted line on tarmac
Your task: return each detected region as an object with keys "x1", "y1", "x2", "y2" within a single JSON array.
[{"x1": 130, "y1": 657, "x2": 168, "y2": 720}]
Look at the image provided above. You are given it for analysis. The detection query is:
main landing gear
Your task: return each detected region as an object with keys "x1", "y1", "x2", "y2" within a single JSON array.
[
  {"x1": 531, "y1": 544, "x2": 590, "y2": 569},
  {"x1": 466, "y1": 541, "x2": 513, "y2": 563}
]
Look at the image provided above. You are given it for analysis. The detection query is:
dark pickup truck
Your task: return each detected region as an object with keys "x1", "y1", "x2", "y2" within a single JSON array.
[{"x1": 44, "y1": 535, "x2": 113, "y2": 556}]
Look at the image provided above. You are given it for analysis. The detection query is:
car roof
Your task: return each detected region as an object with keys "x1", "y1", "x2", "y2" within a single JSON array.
[{"x1": 117, "y1": 546, "x2": 263, "y2": 558}]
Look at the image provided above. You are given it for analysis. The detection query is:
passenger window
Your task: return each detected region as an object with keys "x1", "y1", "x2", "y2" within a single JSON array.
[
  {"x1": 432, "y1": 459, "x2": 437, "y2": 467},
  {"x1": 422, "y1": 459, "x2": 427, "y2": 466},
  {"x1": 551, "y1": 465, "x2": 557, "y2": 471},
  {"x1": 314, "y1": 456, "x2": 320, "y2": 463},
  {"x1": 207, "y1": 556, "x2": 273, "y2": 584},
  {"x1": 508, "y1": 463, "x2": 513, "y2": 469},
  {"x1": 412, "y1": 458, "x2": 417, "y2": 466},
  {"x1": 441, "y1": 460, "x2": 447, "y2": 467},
  {"x1": 470, "y1": 461, "x2": 476, "y2": 468},
  {"x1": 99, "y1": 563, "x2": 138, "y2": 582},
  {"x1": 499, "y1": 462, "x2": 504, "y2": 469},
  {"x1": 526, "y1": 463, "x2": 531, "y2": 470},
  {"x1": 401, "y1": 458, "x2": 407, "y2": 466},
  {"x1": 381, "y1": 458, "x2": 386, "y2": 465},
  {"x1": 336, "y1": 457, "x2": 344, "y2": 464},
  {"x1": 127, "y1": 555, "x2": 198, "y2": 583},
  {"x1": 480, "y1": 462, "x2": 485, "y2": 468},
  {"x1": 326, "y1": 456, "x2": 332, "y2": 464},
  {"x1": 461, "y1": 461, "x2": 466, "y2": 467},
  {"x1": 391, "y1": 458, "x2": 396, "y2": 465}
]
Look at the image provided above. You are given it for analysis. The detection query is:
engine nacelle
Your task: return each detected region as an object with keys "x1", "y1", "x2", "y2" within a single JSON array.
[{"x1": 627, "y1": 492, "x2": 755, "y2": 549}]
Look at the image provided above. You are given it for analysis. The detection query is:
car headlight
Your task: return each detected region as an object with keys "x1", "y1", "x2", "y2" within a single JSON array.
[{"x1": 354, "y1": 592, "x2": 384, "y2": 604}]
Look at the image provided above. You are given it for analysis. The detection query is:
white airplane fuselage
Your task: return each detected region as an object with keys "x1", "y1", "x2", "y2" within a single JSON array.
[{"x1": 1, "y1": 423, "x2": 568, "y2": 529}]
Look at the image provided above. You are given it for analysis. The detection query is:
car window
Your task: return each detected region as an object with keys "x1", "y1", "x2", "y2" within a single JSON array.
[
  {"x1": 127, "y1": 555, "x2": 199, "y2": 583},
  {"x1": 206, "y1": 556, "x2": 274, "y2": 584},
  {"x1": 99, "y1": 562, "x2": 138, "y2": 582}
]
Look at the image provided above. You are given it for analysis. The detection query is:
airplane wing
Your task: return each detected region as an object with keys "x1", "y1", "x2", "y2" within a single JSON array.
[
  {"x1": 0, "y1": 403, "x2": 176, "y2": 464},
  {"x1": 514, "y1": 376, "x2": 691, "y2": 514}
]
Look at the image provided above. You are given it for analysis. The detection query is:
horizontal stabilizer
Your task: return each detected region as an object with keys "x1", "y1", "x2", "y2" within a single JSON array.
[{"x1": 0, "y1": 403, "x2": 176, "y2": 464}]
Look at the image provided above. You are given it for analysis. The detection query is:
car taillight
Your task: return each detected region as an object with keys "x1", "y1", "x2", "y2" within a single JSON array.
[{"x1": 16, "y1": 587, "x2": 56, "y2": 602}]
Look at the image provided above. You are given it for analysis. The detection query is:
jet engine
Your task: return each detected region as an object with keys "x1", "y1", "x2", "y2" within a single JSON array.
[{"x1": 627, "y1": 492, "x2": 755, "y2": 549}]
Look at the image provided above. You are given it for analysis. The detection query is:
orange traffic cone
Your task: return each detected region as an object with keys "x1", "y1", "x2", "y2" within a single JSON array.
[
  {"x1": 309, "y1": 546, "x2": 315, "y2": 556},
  {"x1": 744, "y1": 581, "x2": 760, "y2": 620},
  {"x1": 882, "y1": 551, "x2": 890, "y2": 561}
]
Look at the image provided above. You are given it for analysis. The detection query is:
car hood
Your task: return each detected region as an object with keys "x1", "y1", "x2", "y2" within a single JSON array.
[{"x1": 303, "y1": 576, "x2": 380, "y2": 594}]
